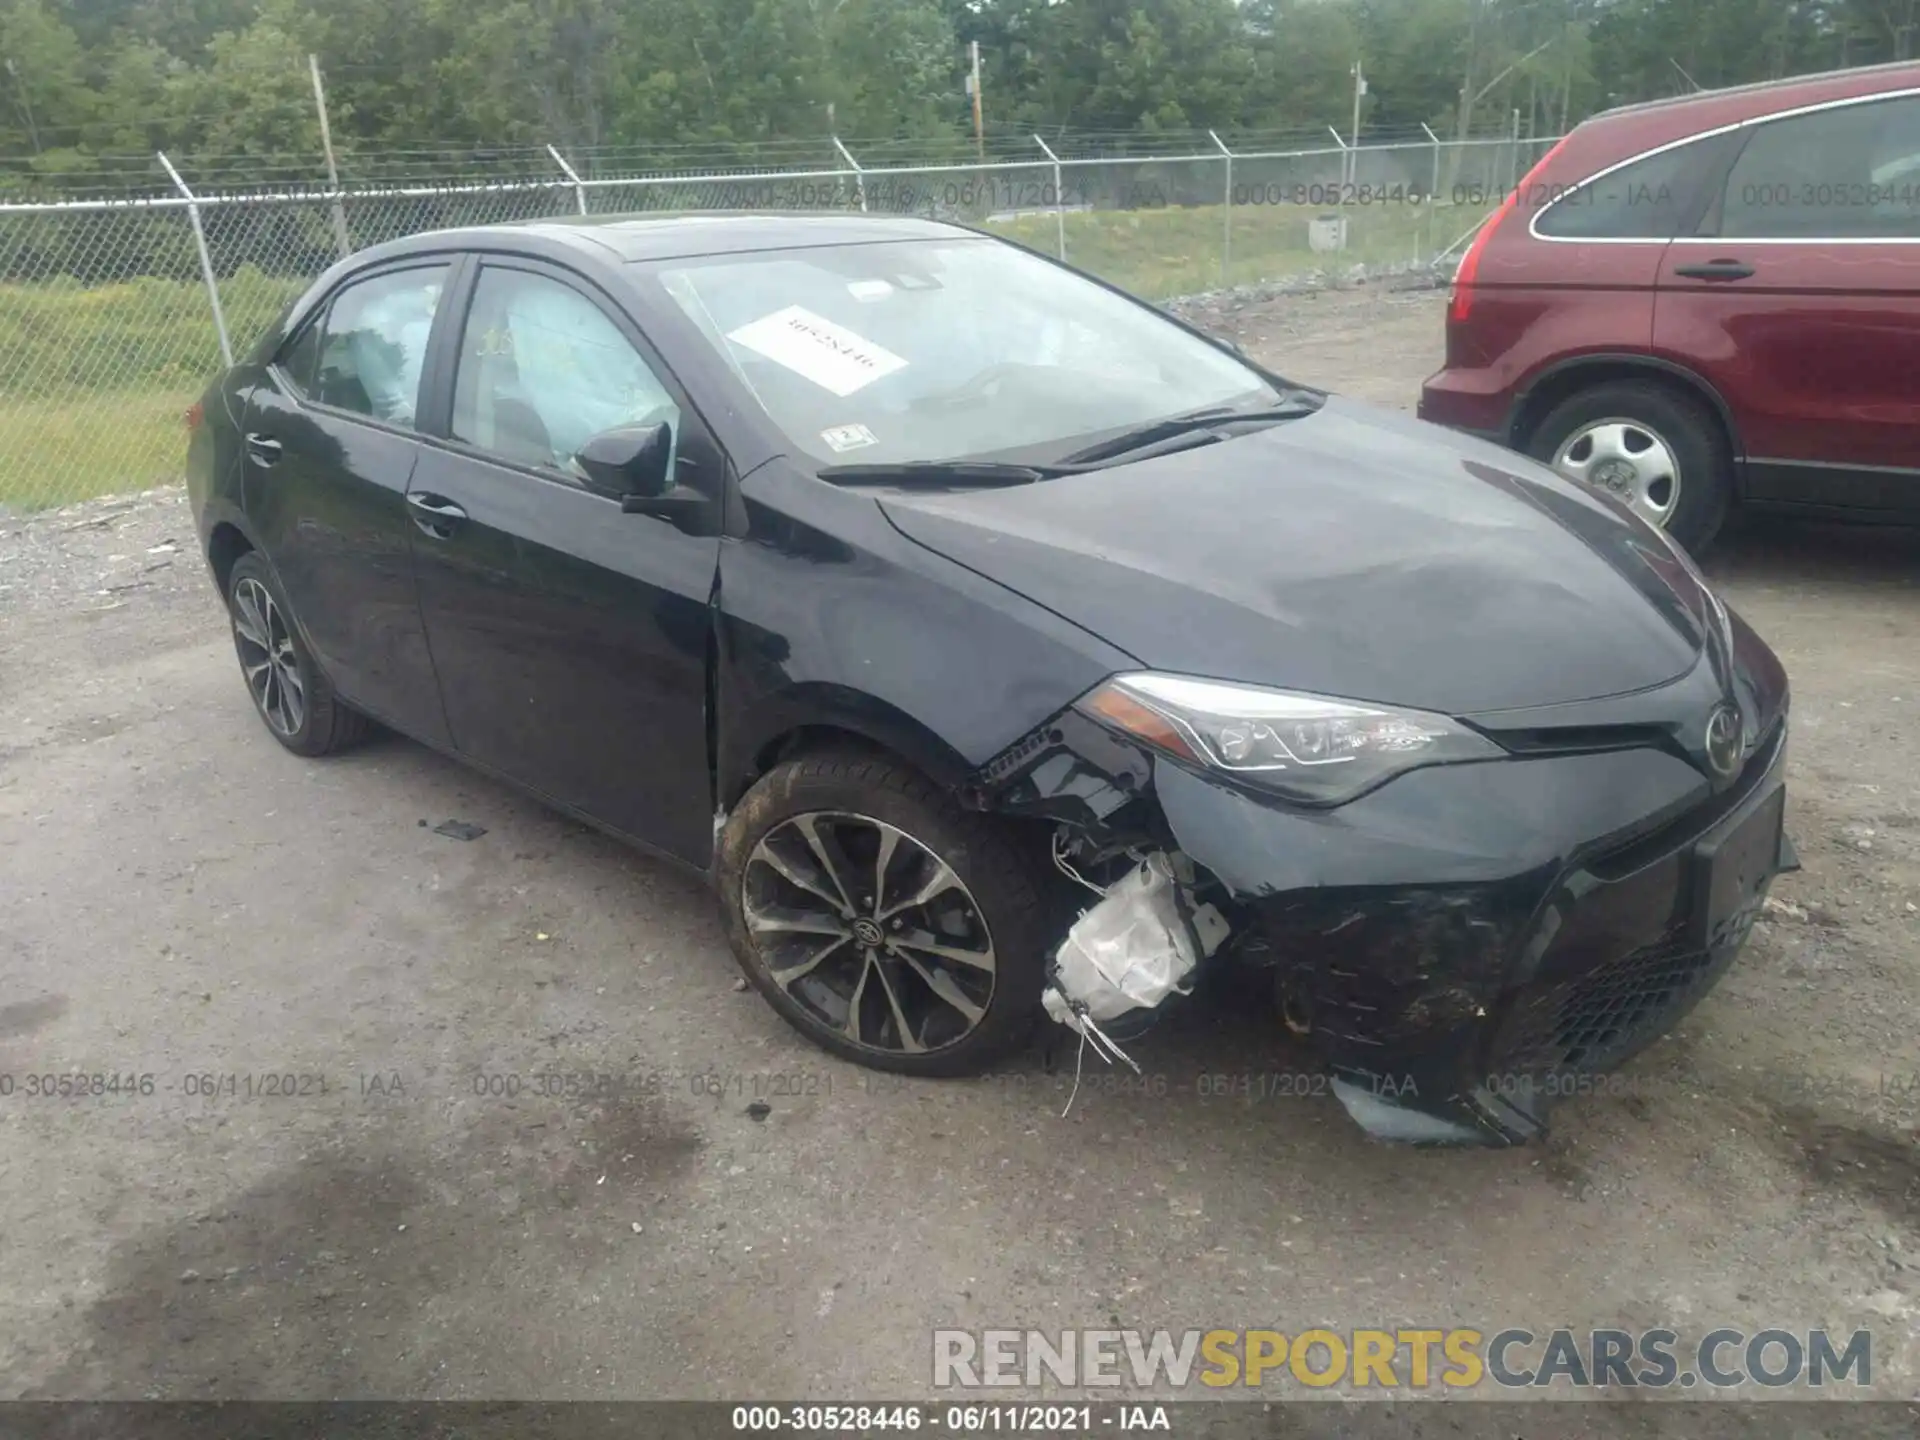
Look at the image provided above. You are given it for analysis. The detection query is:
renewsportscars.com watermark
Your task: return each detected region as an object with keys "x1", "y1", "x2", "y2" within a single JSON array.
[{"x1": 932, "y1": 1327, "x2": 1874, "y2": 1392}]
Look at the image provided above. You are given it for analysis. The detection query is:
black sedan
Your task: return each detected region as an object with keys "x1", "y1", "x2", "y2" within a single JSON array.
[{"x1": 185, "y1": 214, "x2": 1794, "y2": 1146}]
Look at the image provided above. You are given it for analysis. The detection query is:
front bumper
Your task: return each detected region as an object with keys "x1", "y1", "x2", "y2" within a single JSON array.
[
  {"x1": 971, "y1": 604, "x2": 1792, "y2": 1148},
  {"x1": 1161, "y1": 716, "x2": 1791, "y2": 1145}
]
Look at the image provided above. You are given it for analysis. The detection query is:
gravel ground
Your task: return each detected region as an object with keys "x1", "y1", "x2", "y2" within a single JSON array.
[{"x1": 2, "y1": 284, "x2": 1918, "y2": 1415}]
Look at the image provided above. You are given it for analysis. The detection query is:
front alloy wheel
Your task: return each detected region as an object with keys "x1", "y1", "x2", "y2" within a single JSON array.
[
  {"x1": 743, "y1": 812, "x2": 997, "y2": 1055},
  {"x1": 717, "y1": 749, "x2": 1052, "y2": 1076}
]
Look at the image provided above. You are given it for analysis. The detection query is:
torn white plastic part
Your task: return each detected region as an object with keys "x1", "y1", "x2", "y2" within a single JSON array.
[{"x1": 1042, "y1": 852, "x2": 1202, "y2": 1035}]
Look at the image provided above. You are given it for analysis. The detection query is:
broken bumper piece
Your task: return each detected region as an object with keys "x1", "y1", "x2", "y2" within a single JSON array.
[
  {"x1": 974, "y1": 706, "x2": 1792, "y2": 1147},
  {"x1": 1040, "y1": 850, "x2": 1228, "y2": 1048}
]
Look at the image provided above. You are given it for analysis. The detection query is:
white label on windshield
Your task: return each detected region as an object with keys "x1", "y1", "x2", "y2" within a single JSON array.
[
  {"x1": 846, "y1": 279, "x2": 894, "y2": 302},
  {"x1": 726, "y1": 306, "x2": 907, "y2": 396},
  {"x1": 821, "y1": 423, "x2": 878, "y2": 452}
]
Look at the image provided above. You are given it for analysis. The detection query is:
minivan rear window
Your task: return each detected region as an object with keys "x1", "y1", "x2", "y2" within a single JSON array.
[{"x1": 1535, "y1": 137, "x2": 1716, "y2": 240}]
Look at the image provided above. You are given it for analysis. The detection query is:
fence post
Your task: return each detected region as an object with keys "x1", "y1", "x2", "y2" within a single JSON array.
[
  {"x1": 1420, "y1": 123, "x2": 1442, "y2": 202},
  {"x1": 1032, "y1": 135, "x2": 1067, "y2": 260},
  {"x1": 547, "y1": 145, "x2": 588, "y2": 215},
  {"x1": 157, "y1": 151, "x2": 232, "y2": 368},
  {"x1": 1325, "y1": 125, "x2": 1350, "y2": 191},
  {"x1": 831, "y1": 136, "x2": 867, "y2": 212},
  {"x1": 1209, "y1": 130, "x2": 1233, "y2": 287},
  {"x1": 308, "y1": 55, "x2": 353, "y2": 259}
]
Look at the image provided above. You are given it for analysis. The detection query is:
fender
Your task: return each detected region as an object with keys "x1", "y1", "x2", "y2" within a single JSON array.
[
  {"x1": 1508, "y1": 351, "x2": 1747, "y2": 465},
  {"x1": 717, "y1": 680, "x2": 977, "y2": 811}
]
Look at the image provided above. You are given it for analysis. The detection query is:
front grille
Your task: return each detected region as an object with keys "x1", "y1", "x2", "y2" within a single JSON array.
[
  {"x1": 1497, "y1": 932, "x2": 1728, "y2": 1077},
  {"x1": 1584, "y1": 715, "x2": 1784, "y2": 882}
]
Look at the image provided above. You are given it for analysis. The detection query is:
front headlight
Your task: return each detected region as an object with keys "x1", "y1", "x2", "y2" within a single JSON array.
[{"x1": 1076, "y1": 672, "x2": 1503, "y2": 805}]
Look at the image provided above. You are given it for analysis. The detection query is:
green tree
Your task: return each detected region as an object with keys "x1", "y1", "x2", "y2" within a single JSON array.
[{"x1": 0, "y1": 0, "x2": 87, "y2": 157}]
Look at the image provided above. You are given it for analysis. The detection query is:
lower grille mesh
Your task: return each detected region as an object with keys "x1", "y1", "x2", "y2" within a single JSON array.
[{"x1": 1500, "y1": 935, "x2": 1722, "y2": 1076}]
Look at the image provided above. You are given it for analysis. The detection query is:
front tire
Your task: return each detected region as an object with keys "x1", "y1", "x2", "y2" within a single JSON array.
[
  {"x1": 1526, "y1": 380, "x2": 1731, "y2": 553},
  {"x1": 225, "y1": 552, "x2": 371, "y2": 757},
  {"x1": 716, "y1": 748, "x2": 1052, "y2": 1077}
]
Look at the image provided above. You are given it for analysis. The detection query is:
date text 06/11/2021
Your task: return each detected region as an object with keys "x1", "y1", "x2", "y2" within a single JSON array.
[{"x1": 729, "y1": 1405, "x2": 1171, "y2": 1432}]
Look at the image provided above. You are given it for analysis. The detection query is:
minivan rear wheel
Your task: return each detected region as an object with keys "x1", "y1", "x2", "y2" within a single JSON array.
[{"x1": 1527, "y1": 380, "x2": 1730, "y2": 553}]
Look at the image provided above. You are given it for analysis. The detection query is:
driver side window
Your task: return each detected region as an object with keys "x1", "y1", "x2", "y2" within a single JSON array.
[{"x1": 452, "y1": 266, "x2": 680, "y2": 479}]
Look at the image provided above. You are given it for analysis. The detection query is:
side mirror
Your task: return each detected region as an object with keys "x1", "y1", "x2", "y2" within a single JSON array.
[{"x1": 575, "y1": 421, "x2": 672, "y2": 502}]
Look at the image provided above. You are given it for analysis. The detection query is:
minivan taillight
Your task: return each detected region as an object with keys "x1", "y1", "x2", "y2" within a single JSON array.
[{"x1": 1448, "y1": 135, "x2": 1571, "y2": 326}]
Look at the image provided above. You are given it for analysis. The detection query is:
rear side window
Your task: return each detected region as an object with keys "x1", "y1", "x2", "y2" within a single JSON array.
[
  {"x1": 310, "y1": 265, "x2": 451, "y2": 427},
  {"x1": 1535, "y1": 136, "x2": 1716, "y2": 239},
  {"x1": 1715, "y1": 94, "x2": 1920, "y2": 239}
]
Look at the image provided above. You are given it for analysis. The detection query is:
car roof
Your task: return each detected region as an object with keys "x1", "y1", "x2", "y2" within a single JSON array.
[
  {"x1": 264, "y1": 211, "x2": 985, "y2": 359},
  {"x1": 392, "y1": 211, "x2": 974, "y2": 265},
  {"x1": 1574, "y1": 59, "x2": 1920, "y2": 150},
  {"x1": 1523, "y1": 59, "x2": 1920, "y2": 189},
  {"x1": 1596, "y1": 58, "x2": 1920, "y2": 121}
]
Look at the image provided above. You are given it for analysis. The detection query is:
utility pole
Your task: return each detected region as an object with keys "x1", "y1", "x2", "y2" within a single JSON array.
[
  {"x1": 1348, "y1": 62, "x2": 1366, "y2": 187},
  {"x1": 5, "y1": 57, "x2": 41, "y2": 155},
  {"x1": 967, "y1": 41, "x2": 984, "y2": 163},
  {"x1": 309, "y1": 54, "x2": 352, "y2": 259}
]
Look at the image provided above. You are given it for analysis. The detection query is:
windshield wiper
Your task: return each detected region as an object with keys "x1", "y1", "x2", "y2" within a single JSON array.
[
  {"x1": 814, "y1": 459, "x2": 1070, "y2": 488},
  {"x1": 1060, "y1": 397, "x2": 1321, "y2": 466}
]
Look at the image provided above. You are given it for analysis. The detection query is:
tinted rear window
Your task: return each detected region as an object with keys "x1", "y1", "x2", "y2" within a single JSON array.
[{"x1": 1535, "y1": 136, "x2": 1718, "y2": 239}]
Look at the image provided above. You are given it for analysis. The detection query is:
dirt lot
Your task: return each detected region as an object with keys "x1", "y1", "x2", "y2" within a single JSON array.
[{"x1": 3, "y1": 285, "x2": 1918, "y2": 1411}]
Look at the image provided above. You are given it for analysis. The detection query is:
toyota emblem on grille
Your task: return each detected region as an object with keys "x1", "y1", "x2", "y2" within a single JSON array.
[{"x1": 1704, "y1": 703, "x2": 1743, "y2": 779}]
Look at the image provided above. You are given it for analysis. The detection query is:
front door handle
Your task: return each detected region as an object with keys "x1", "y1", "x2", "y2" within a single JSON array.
[
  {"x1": 407, "y1": 492, "x2": 468, "y2": 539},
  {"x1": 1673, "y1": 259, "x2": 1755, "y2": 281},
  {"x1": 245, "y1": 432, "x2": 282, "y2": 466}
]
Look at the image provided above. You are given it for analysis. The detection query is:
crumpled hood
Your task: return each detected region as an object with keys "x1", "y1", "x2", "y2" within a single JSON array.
[{"x1": 878, "y1": 397, "x2": 1709, "y2": 716}]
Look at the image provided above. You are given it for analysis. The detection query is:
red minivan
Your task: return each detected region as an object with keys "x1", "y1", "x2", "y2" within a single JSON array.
[{"x1": 1420, "y1": 60, "x2": 1920, "y2": 551}]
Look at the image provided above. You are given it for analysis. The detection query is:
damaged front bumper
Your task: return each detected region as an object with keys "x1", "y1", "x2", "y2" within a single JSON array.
[{"x1": 969, "y1": 706, "x2": 1792, "y2": 1147}]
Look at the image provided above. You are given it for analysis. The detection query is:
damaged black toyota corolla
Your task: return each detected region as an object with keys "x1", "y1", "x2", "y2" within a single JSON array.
[{"x1": 186, "y1": 214, "x2": 1796, "y2": 1146}]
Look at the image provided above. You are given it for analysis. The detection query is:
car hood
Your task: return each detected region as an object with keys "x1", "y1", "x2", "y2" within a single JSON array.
[{"x1": 877, "y1": 397, "x2": 1709, "y2": 716}]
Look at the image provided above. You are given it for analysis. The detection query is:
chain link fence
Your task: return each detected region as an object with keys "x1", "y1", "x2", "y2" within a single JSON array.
[{"x1": 0, "y1": 133, "x2": 1552, "y2": 515}]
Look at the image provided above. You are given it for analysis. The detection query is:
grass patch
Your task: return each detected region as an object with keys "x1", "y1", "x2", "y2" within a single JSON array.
[
  {"x1": 986, "y1": 200, "x2": 1478, "y2": 299},
  {"x1": 0, "y1": 389, "x2": 195, "y2": 511},
  {"x1": 0, "y1": 267, "x2": 299, "y2": 510}
]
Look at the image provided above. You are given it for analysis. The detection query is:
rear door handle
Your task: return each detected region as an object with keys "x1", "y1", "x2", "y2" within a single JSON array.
[
  {"x1": 244, "y1": 432, "x2": 282, "y2": 466},
  {"x1": 407, "y1": 492, "x2": 468, "y2": 538},
  {"x1": 1673, "y1": 259, "x2": 1755, "y2": 281}
]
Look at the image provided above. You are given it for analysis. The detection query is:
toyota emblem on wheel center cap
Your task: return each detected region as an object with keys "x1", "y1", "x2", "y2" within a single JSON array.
[{"x1": 1705, "y1": 703, "x2": 1743, "y2": 779}]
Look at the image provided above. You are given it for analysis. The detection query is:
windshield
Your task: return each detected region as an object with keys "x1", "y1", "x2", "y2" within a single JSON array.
[{"x1": 651, "y1": 239, "x2": 1277, "y2": 467}]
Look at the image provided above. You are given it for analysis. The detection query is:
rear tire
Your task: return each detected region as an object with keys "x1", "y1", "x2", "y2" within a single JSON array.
[
  {"x1": 226, "y1": 552, "x2": 372, "y2": 757},
  {"x1": 717, "y1": 747, "x2": 1052, "y2": 1077},
  {"x1": 1527, "y1": 380, "x2": 1731, "y2": 554}
]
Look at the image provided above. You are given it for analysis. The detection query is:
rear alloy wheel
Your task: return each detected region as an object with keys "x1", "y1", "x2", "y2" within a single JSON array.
[
  {"x1": 1528, "y1": 380, "x2": 1731, "y2": 553},
  {"x1": 717, "y1": 750, "x2": 1051, "y2": 1076},
  {"x1": 225, "y1": 552, "x2": 371, "y2": 757}
]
